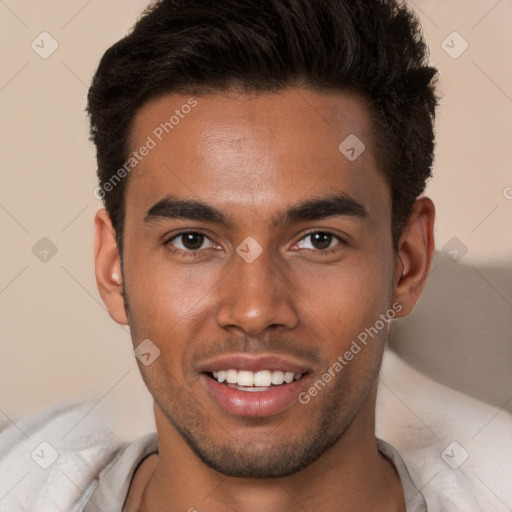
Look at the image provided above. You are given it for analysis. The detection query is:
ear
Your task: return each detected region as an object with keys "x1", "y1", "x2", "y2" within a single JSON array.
[
  {"x1": 94, "y1": 208, "x2": 129, "y2": 325},
  {"x1": 392, "y1": 197, "x2": 435, "y2": 317}
]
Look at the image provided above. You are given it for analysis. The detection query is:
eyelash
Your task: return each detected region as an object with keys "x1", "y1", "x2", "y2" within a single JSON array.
[
  {"x1": 164, "y1": 230, "x2": 347, "y2": 257},
  {"x1": 163, "y1": 231, "x2": 216, "y2": 257},
  {"x1": 296, "y1": 230, "x2": 347, "y2": 254}
]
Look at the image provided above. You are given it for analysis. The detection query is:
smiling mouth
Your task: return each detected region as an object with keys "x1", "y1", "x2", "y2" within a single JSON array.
[{"x1": 207, "y1": 369, "x2": 305, "y2": 392}]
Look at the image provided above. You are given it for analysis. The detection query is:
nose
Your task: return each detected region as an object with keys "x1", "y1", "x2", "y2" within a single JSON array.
[{"x1": 215, "y1": 247, "x2": 300, "y2": 337}]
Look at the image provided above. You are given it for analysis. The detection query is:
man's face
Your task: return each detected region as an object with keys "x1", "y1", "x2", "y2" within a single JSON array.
[{"x1": 121, "y1": 89, "x2": 397, "y2": 477}]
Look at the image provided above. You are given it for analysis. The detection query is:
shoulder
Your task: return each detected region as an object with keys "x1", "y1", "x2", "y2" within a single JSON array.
[
  {"x1": 0, "y1": 400, "x2": 127, "y2": 512},
  {"x1": 377, "y1": 349, "x2": 512, "y2": 512}
]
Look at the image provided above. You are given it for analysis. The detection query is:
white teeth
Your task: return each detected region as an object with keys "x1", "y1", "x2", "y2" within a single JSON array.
[
  {"x1": 254, "y1": 370, "x2": 272, "y2": 387},
  {"x1": 271, "y1": 371, "x2": 285, "y2": 385},
  {"x1": 226, "y1": 369, "x2": 238, "y2": 384},
  {"x1": 211, "y1": 369, "x2": 303, "y2": 387},
  {"x1": 284, "y1": 372, "x2": 294, "y2": 383},
  {"x1": 237, "y1": 370, "x2": 254, "y2": 386},
  {"x1": 235, "y1": 385, "x2": 271, "y2": 392}
]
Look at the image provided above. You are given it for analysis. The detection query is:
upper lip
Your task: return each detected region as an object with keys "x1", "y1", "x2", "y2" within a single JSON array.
[{"x1": 197, "y1": 354, "x2": 312, "y2": 374}]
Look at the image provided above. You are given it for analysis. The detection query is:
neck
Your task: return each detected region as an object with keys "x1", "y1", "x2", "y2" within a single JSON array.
[{"x1": 139, "y1": 383, "x2": 404, "y2": 512}]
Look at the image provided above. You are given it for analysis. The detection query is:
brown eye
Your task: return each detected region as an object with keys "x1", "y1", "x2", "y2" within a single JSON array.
[
  {"x1": 167, "y1": 232, "x2": 214, "y2": 251},
  {"x1": 310, "y1": 232, "x2": 332, "y2": 250},
  {"x1": 297, "y1": 232, "x2": 340, "y2": 251},
  {"x1": 181, "y1": 233, "x2": 205, "y2": 250}
]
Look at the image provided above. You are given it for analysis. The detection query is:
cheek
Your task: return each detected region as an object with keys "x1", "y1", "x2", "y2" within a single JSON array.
[
  {"x1": 302, "y1": 263, "x2": 392, "y2": 401},
  {"x1": 128, "y1": 247, "x2": 221, "y2": 315},
  {"x1": 124, "y1": 250, "x2": 225, "y2": 372},
  {"x1": 296, "y1": 254, "x2": 391, "y2": 342}
]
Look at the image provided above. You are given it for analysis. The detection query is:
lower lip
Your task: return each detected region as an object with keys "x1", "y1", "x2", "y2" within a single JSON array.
[{"x1": 202, "y1": 374, "x2": 309, "y2": 418}]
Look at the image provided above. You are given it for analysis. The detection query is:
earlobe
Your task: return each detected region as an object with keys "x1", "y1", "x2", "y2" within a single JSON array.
[
  {"x1": 392, "y1": 197, "x2": 435, "y2": 317},
  {"x1": 94, "y1": 208, "x2": 129, "y2": 325}
]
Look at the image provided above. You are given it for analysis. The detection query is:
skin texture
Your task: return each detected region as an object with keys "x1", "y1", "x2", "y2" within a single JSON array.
[{"x1": 94, "y1": 88, "x2": 435, "y2": 511}]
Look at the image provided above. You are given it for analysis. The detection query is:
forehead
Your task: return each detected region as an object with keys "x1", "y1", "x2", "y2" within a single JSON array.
[{"x1": 125, "y1": 88, "x2": 389, "y2": 223}]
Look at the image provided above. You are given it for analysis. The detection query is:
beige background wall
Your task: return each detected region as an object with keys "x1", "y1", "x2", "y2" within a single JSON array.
[{"x1": 1, "y1": 0, "x2": 511, "y2": 430}]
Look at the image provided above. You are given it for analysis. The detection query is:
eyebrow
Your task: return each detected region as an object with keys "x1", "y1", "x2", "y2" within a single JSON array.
[
  {"x1": 143, "y1": 193, "x2": 368, "y2": 227},
  {"x1": 144, "y1": 195, "x2": 226, "y2": 225},
  {"x1": 272, "y1": 194, "x2": 368, "y2": 226}
]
